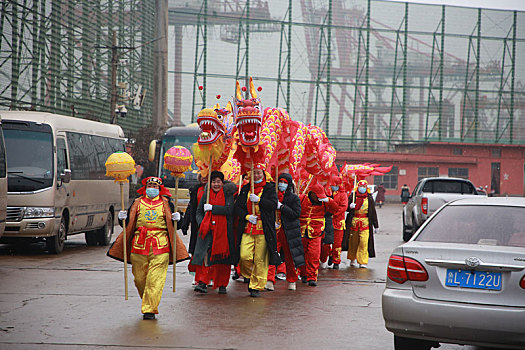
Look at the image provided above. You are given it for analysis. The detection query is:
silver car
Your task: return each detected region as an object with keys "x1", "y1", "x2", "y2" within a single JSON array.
[{"x1": 382, "y1": 197, "x2": 525, "y2": 349}]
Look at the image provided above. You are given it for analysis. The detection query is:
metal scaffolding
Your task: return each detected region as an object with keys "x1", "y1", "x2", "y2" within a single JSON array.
[
  {"x1": 167, "y1": 0, "x2": 525, "y2": 151},
  {"x1": 2, "y1": 1, "x2": 524, "y2": 149},
  {"x1": 0, "y1": 0, "x2": 156, "y2": 133}
]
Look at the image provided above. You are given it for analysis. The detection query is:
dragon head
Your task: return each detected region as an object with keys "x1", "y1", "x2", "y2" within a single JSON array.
[
  {"x1": 236, "y1": 106, "x2": 262, "y2": 147},
  {"x1": 197, "y1": 108, "x2": 226, "y2": 145},
  {"x1": 234, "y1": 77, "x2": 263, "y2": 147}
]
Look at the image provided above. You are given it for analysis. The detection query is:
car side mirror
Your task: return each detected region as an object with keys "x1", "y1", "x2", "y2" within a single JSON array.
[{"x1": 60, "y1": 169, "x2": 71, "y2": 184}]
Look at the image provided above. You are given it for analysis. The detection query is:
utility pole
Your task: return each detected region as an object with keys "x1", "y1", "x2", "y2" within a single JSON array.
[
  {"x1": 152, "y1": 0, "x2": 168, "y2": 128},
  {"x1": 110, "y1": 30, "x2": 118, "y2": 124},
  {"x1": 103, "y1": 30, "x2": 158, "y2": 124}
]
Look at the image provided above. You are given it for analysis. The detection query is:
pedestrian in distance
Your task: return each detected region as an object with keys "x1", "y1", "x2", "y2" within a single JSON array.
[
  {"x1": 107, "y1": 176, "x2": 189, "y2": 320},
  {"x1": 234, "y1": 163, "x2": 281, "y2": 297},
  {"x1": 375, "y1": 183, "x2": 386, "y2": 208},
  {"x1": 400, "y1": 183, "x2": 410, "y2": 205},
  {"x1": 192, "y1": 171, "x2": 238, "y2": 294}
]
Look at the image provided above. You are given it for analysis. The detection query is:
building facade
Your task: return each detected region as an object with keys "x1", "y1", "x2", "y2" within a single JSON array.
[{"x1": 337, "y1": 142, "x2": 525, "y2": 200}]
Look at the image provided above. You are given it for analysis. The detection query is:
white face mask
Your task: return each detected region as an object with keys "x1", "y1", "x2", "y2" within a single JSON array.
[
  {"x1": 331, "y1": 186, "x2": 339, "y2": 191},
  {"x1": 146, "y1": 188, "x2": 159, "y2": 198},
  {"x1": 358, "y1": 187, "x2": 367, "y2": 194},
  {"x1": 278, "y1": 183, "x2": 288, "y2": 192}
]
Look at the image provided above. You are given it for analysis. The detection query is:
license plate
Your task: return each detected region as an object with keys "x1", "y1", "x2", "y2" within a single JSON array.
[{"x1": 445, "y1": 269, "x2": 502, "y2": 290}]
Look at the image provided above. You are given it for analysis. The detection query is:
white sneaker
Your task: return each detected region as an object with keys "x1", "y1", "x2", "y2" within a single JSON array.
[
  {"x1": 359, "y1": 264, "x2": 368, "y2": 268},
  {"x1": 320, "y1": 262, "x2": 328, "y2": 269},
  {"x1": 265, "y1": 281, "x2": 274, "y2": 291},
  {"x1": 350, "y1": 260, "x2": 359, "y2": 267},
  {"x1": 288, "y1": 282, "x2": 296, "y2": 290}
]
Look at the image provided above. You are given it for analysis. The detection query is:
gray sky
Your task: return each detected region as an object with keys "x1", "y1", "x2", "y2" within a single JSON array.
[{"x1": 387, "y1": 0, "x2": 525, "y2": 11}]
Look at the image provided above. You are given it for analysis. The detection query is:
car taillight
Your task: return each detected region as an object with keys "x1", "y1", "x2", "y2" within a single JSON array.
[
  {"x1": 387, "y1": 255, "x2": 428, "y2": 284},
  {"x1": 422, "y1": 197, "x2": 428, "y2": 215},
  {"x1": 520, "y1": 275, "x2": 525, "y2": 289}
]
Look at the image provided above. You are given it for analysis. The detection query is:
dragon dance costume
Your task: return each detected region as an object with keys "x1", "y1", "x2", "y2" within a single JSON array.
[
  {"x1": 107, "y1": 177, "x2": 189, "y2": 317},
  {"x1": 298, "y1": 183, "x2": 338, "y2": 284},
  {"x1": 346, "y1": 180, "x2": 378, "y2": 266}
]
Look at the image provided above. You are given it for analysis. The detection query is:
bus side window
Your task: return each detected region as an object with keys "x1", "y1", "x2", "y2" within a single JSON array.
[{"x1": 57, "y1": 138, "x2": 68, "y2": 177}]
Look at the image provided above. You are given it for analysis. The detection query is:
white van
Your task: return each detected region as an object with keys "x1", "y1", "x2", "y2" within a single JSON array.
[{"x1": 0, "y1": 111, "x2": 128, "y2": 253}]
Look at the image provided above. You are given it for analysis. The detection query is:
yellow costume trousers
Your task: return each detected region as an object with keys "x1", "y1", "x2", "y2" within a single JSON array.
[
  {"x1": 131, "y1": 250, "x2": 169, "y2": 314},
  {"x1": 348, "y1": 228, "x2": 369, "y2": 265},
  {"x1": 240, "y1": 233, "x2": 269, "y2": 291}
]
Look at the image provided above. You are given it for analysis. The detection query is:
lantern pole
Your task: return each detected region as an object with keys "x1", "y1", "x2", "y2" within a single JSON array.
[
  {"x1": 206, "y1": 153, "x2": 212, "y2": 205},
  {"x1": 302, "y1": 174, "x2": 314, "y2": 195},
  {"x1": 249, "y1": 150, "x2": 255, "y2": 213},
  {"x1": 120, "y1": 182, "x2": 128, "y2": 300},
  {"x1": 172, "y1": 177, "x2": 179, "y2": 292},
  {"x1": 352, "y1": 174, "x2": 357, "y2": 203}
]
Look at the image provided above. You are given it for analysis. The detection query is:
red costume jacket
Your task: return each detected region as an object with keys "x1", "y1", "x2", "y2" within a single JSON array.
[
  {"x1": 331, "y1": 191, "x2": 348, "y2": 231},
  {"x1": 299, "y1": 194, "x2": 338, "y2": 238}
]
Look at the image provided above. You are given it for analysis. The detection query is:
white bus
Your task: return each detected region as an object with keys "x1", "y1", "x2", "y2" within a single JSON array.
[
  {"x1": 0, "y1": 111, "x2": 128, "y2": 253},
  {"x1": 0, "y1": 115, "x2": 6, "y2": 237}
]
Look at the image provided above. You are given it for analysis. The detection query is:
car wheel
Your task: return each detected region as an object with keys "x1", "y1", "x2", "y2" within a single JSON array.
[
  {"x1": 96, "y1": 212, "x2": 114, "y2": 246},
  {"x1": 410, "y1": 215, "x2": 419, "y2": 237},
  {"x1": 402, "y1": 215, "x2": 412, "y2": 242},
  {"x1": 46, "y1": 217, "x2": 67, "y2": 254},
  {"x1": 394, "y1": 335, "x2": 438, "y2": 350},
  {"x1": 85, "y1": 231, "x2": 98, "y2": 246}
]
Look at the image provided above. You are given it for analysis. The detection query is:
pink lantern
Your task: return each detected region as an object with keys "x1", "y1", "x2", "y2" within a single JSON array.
[{"x1": 163, "y1": 146, "x2": 193, "y2": 178}]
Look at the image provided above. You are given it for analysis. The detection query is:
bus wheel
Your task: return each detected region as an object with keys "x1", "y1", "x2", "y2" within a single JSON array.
[
  {"x1": 46, "y1": 217, "x2": 66, "y2": 254},
  {"x1": 97, "y1": 212, "x2": 114, "y2": 246}
]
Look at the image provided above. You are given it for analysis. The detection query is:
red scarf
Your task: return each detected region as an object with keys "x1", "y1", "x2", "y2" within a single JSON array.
[
  {"x1": 278, "y1": 190, "x2": 284, "y2": 202},
  {"x1": 254, "y1": 177, "x2": 266, "y2": 191},
  {"x1": 355, "y1": 192, "x2": 367, "y2": 210},
  {"x1": 199, "y1": 188, "x2": 229, "y2": 262}
]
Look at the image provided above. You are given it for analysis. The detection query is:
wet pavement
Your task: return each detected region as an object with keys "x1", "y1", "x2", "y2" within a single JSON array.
[{"x1": 0, "y1": 203, "x2": 490, "y2": 349}]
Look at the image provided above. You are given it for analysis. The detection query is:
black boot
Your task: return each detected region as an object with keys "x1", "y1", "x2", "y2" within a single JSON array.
[
  {"x1": 232, "y1": 271, "x2": 240, "y2": 280},
  {"x1": 328, "y1": 256, "x2": 333, "y2": 266},
  {"x1": 307, "y1": 280, "x2": 318, "y2": 287},
  {"x1": 194, "y1": 282, "x2": 208, "y2": 293},
  {"x1": 143, "y1": 313, "x2": 155, "y2": 320},
  {"x1": 218, "y1": 286, "x2": 227, "y2": 294},
  {"x1": 301, "y1": 276, "x2": 307, "y2": 283},
  {"x1": 249, "y1": 289, "x2": 261, "y2": 297},
  {"x1": 333, "y1": 263, "x2": 339, "y2": 270}
]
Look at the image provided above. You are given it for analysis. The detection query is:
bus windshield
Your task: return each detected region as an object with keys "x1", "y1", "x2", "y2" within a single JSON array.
[
  {"x1": 159, "y1": 128, "x2": 199, "y2": 189},
  {"x1": 3, "y1": 125, "x2": 54, "y2": 192}
]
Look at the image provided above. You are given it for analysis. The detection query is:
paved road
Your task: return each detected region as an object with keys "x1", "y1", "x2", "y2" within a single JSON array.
[{"x1": 0, "y1": 203, "x2": 491, "y2": 349}]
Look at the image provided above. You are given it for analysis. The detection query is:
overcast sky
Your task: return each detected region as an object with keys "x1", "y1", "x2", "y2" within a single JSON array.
[{"x1": 386, "y1": 0, "x2": 525, "y2": 11}]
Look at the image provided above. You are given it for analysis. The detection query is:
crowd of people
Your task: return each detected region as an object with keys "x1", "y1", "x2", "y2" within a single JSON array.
[{"x1": 109, "y1": 165, "x2": 381, "y2": 319}]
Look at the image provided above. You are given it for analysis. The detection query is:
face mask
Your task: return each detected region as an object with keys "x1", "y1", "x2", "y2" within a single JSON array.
[
  {"x1": 278, "y1": 183, "x2": 288, "y2": 192},
  {"x1": 331, "y1": 186, "x2": 339, "y2": 191},
  {"x1": 358, "y1": 187, "x2": 366, "y2": 194},
  {"x1": 254, "y1": 178, "x2": 263, "y2": 184},
  {"x1": 146, "y1": 188, "x2": 159, "y2": 198}
]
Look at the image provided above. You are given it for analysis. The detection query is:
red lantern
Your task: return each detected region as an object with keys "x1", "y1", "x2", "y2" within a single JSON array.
[
  {"x1": 216, "y1": 94, "x2": 221, "y2": 99},
  {"x1": 241, "y1": 86, "x2": 247, "y2": 92},
  {"x1": 198, "y1": 85, "x2": 203, "y2": 90},
  {"x1": 257, "y1": 86, "x2": 262, "y2": 92}
]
